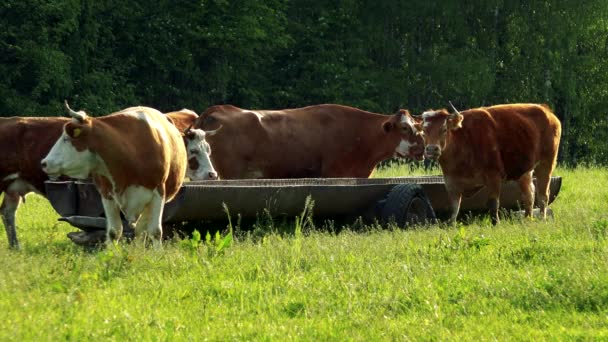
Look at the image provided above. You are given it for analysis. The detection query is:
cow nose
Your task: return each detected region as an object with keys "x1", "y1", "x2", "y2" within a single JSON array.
[
  {"x1": 208, "y1": 171, "x2": 218, "y2": 180},
  {"x1": 425, "y1": 145, "x2": 439, "y2": 154},
  {"x1": 41, "y1": 161, "x2": 47, "y2": 169}
]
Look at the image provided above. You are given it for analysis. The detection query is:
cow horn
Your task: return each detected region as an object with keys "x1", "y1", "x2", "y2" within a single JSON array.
[
  {"x1": 448, "y1": 101, "x2": 461, "y2": 116},
  {"x1": 205, "y1": 124, "x2": 223, "y2": 137},
  {"x1": 64, "y1": 100, "x2": 87, "y2": 123}
]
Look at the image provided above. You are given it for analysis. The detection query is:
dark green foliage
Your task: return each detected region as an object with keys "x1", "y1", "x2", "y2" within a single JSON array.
[{"x1": 1, "y1": 0, "x2": 607, "y2": 164}]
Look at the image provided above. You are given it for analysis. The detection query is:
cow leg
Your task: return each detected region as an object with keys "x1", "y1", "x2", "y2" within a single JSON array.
[
  {"x1": 534, "y1": 162, "x2": 555, "y2": 220},
  {"x1": 444, "y1": 179, "x2": 462, "y2": 224},
  {"x1": 0, "y1": 191, "x2": 22, "y2": 249},
  {"x1": 517, "y1": 171, "x2": 535, "y2": 218},
  {"x1": 133, "y1": 205, "x2": 151, "y2": 241},
  {"x1": 145, "y1": 191, "x2": 164, "y2": 248},
  {"x1": 485, "y1": 176, "x2": 502, "y2": 225},
  {"x1": 101, "y1": 197, "x2": 123, "y2": 243}
]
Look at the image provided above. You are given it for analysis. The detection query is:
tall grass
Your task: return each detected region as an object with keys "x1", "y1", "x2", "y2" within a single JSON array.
[{"x1": 0, "y1": 166, "x2": 606, "y2": 340}]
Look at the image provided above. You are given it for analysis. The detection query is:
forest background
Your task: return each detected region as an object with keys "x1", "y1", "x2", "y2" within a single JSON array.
[{"x1": 2, "y1": 0, "x2": 608, "y2": 165}]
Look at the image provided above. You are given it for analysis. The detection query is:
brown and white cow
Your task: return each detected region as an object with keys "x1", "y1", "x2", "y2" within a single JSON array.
[
  {"x1": 0, "y1": 117, "x2": 70, "y2": 249},
  {"x1": 41, "y1": 103, "x2": 187, "y2": 246},
  {"x1": 193, "y1": 104, "x2": 425, "y2": 179},
  {"x1": 415, "y1": 103, "x2": 561, "y2": 225},
  {"x1": 165, "y1": 109, "x2": 219, "y2": 181}
]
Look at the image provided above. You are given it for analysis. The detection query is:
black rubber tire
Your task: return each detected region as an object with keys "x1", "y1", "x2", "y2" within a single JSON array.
[{"x1": 381, "y1": 184, "x2": 436, "y2": 227}]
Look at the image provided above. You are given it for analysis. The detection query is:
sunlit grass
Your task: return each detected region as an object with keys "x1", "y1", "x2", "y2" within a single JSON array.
[{"x1": 0, "y1": 166, "x2": 607, "y2": 340}]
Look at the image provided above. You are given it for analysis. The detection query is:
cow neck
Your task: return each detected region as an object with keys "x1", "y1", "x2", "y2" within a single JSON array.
[
  {"x1": 87, "y1": 115, "x2": 165, "y2": 196},
  {"x1": 340, "y1": 117, "x2": 401, "y2": 177}
]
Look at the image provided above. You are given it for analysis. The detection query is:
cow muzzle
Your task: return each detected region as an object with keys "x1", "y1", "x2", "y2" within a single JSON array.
[
  {"x1": 41, "y1": 159, "x2": 58, "y2": 177},
  {"x1": 424, "y1": 145, "x2": 441, "y2": 160}
]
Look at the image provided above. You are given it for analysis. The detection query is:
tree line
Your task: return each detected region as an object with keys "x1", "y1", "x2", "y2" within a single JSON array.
[{"x1": 2, "y1": 0, "x2": 608, "y2": 165}]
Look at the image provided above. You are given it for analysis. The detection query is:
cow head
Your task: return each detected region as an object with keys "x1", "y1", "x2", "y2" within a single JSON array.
[
  {"x1": 184, "y1": 126, "x2": 220, "y2": 180},
  {"x1": 386, "y1": 109, "x2": 425, "y2": 160},
  {"x1": 416, "y1": 104, "x2": 464, "y2": 160},
  {"x1": 41, "y1": 101, "x2": 96, "y2": 179}
]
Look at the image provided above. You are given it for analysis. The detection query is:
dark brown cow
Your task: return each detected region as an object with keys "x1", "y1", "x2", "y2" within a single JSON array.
[
  {"x1": 41, "y1": 103, "x2": 187, "y2": 246},
  {"x1": 193, "y1": 104, "x2": 425, "y2": 179},
  {"x1": 0, "y1": 117, "x2": 70, "y2": 249},
  {"x1": 415, "y1": 103, "x2": 561, "y2": 224}
]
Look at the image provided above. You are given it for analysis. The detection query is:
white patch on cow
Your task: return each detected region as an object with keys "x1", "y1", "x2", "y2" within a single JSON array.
[
  {"x1": 185, "y1": 129, "x2": 218, "y2": 180},
  {"x1": 2, "y1": 173, "x2": 19, "y2": 182},
  {"x1": 421, "y1": 110, "x2": 441, "y2": 119},
  {"x1": 400, "y1": 113, "x2": 415, "y2": 127},
  {"x1": 421, "y1": 111, "x2": 442, "y2": 129},
  {"x1": 394, "y1": 139, "x2": 413, "y2": 158},
  {"x1": 122, "y1": 107, "x2": 168, "y2": 135},
  {"x1": 41, "y1": 131, "x2": 96, "y2": 179}
]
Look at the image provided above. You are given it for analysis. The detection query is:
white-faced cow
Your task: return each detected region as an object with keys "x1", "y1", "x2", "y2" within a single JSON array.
[
  {"x1": 165, "y1": 109, "x2": 219, "y2": 181},
  {"x1": 41, "y1": 102, "x2": 187, "y2": 246},
  {"x1": 182, "y1": 127, "x2": 220, "y2": 180},
  {"x1": 415, "y1": 103, "x2": 561, "y2": 225},
  {"x1": 0, "y1": 117, "x2": 69, "y2": 249},
  {"x1": 193, "y1": 104, "x2": 425, "y2": 179}
]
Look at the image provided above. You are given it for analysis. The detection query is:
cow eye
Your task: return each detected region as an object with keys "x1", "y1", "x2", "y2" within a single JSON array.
[{"x1": 189, "y1": 149, "x2": 199, "y2": 155}]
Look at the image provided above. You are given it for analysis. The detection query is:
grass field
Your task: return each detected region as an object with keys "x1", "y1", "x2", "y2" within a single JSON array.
[{"x1": 0, "y1": 165, "x2": 607, "y2": 340}]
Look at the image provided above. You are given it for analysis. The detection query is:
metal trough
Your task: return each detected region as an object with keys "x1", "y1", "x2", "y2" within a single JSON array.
[{"x1": 45, "y1": 176, "x2": 562, "y2": 232}]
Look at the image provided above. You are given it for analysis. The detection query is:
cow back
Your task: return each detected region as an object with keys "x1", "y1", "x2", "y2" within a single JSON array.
[
  {"x1": 91, "y1": 107, "x2": 187, "y2": 200},
  {"x1": 196, "y1": 104, "x2": 404, "y2": 178}
]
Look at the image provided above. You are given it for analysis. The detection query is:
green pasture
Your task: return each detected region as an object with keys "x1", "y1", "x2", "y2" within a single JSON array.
[{"x1": 0, "y1": 166, "x2": 607, "y2": 340}]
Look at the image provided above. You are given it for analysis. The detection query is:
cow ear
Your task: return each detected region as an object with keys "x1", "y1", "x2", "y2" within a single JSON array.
[
  {"x1": 382, "y1": 121, "x2": 394, "y2": 133},
  {"x1": 447, "y1": 113, "x2": 464, "y2": 130},
  {"x1": 65, "y1": 123, "x2": 84, "y2": 138}
]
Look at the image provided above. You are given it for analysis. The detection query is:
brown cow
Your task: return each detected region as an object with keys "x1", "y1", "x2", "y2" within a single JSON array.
[
  {"x1": 415, "y1": 103, "x2": 561, "y2": 225},
  {"x1": 0, "y1": 117, "x2": 69, "y2": 249},
  {"x1": 193, "y1": 104, "x2": 425, "y2": 179},
  {"x1": 41, "y1": 103, "x2": 187, "y2": 246}
]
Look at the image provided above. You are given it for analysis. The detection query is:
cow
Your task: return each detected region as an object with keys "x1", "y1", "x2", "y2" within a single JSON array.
[
  {"x1": 414, "y1": 103, "x2": 561, "y2": 225},
  {"x1": 193, "y1": 104, "x2": 425, "y2": 179},
  {"x1": 0, "y1": 117, "x2": 70, "y2": 249},
  {"x1": 165, "y1": 109, "x2": 219, "y2": 181},
  {"x1": 41, "y1": 102, "x2": 187, "y2": 246}
]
